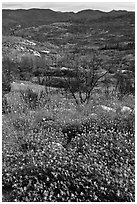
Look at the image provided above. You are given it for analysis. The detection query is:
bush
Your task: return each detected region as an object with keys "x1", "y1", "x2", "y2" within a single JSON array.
[
  {"x1": 20, "y1": 88, "x2": 48, "y2": 110},
  {"x1": 2, "y1": 56, "x2": 20, "y2": 95},
  {"x1": 2, "y1": 111, "x2": 135, "y2": 202},
  {"x1": 2, "y1": 72, "x2": 11, "y2": 95},
  {"x1": 12, "y1": 117, "x2": 31, "y2": 132},
  {"x1": 2, "y1": 96, "x2": 11, "y2": 114}
]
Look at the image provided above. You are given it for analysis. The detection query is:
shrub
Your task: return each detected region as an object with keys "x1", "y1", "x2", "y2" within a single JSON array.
[
  {"x1": 20, "y1": 88, "x2": 39, "y2": 109},
  {"x1": 2, "y1": 96, "x2": 11, "y2": 114},
  {"x1": 12, "y1": 117, "x2": 31, "y2": 132},
  {"x1": 20, "y1": 88, "x2": 48, "y2": 110},
  {"x1": 2, "y1": 56, "x2": 20, "y2": 95},
  {"x1": 2, "y1": 72, "x2": 11, "y2": 95},
  {"x1": 2, "y1": 110, "x2": 135, "y2": 202}
]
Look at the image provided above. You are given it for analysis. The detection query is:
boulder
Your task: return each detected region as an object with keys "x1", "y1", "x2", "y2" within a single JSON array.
[
  {"x1": 90, "y1": 113, "x2": 98, "y2": 118},
  {"x1": 121, "y1": 106, "x2": 132, "y2": 113},
  {"x1": 101, "y1": 105, "x2": 116, "y2": 113}
]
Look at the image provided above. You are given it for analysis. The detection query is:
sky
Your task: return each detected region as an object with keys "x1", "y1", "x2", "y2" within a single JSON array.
[{"x1": 2, "y1": 1, "x2": 135, "y2": 12}]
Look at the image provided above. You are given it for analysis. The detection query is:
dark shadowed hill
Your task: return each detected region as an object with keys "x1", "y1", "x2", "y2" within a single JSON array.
[
  {"x1": 2, "y1": 9, "x2": 73, "y2": 30},
  {"x1": 2, "y1": 8, "x2": 134, "y2": 35},
  {"x1": 75, "y1": 9, "x2": 107, "y2": 19}
]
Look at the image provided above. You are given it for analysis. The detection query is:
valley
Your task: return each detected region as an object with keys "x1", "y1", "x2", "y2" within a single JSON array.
[{"x1": 2, "y1": 8, "x2": 135, "y2": 202}]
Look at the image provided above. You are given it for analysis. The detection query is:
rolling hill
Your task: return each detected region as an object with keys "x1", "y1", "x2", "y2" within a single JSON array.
[{"x1": 2, "y1": 8, "x2": 134, "y2": 35}]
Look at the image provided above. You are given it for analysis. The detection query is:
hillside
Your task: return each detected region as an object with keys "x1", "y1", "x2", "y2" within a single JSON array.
[
  {"x1": 2, "y1": 7, "x2": 135, "y2": 202},
  {"x1": 2, "y1": 8, "x2": 134, "y2": 35}
]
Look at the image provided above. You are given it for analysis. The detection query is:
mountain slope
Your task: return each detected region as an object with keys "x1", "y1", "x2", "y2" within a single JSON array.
[
  {"x1": 2, "y1": 8, "x2": 134, "y2": 35},
  {"x1": 75, "y1": 9, "x2": 107, "y2": 19}
]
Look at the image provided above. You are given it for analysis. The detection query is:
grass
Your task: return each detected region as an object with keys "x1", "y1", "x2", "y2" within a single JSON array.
[{"x1": 2, "y1": 88, "x2": 135, "y2": 202}]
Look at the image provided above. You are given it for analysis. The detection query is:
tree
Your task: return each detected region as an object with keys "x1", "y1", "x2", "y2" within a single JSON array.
[
  {"x1": 63, "y1": 53, "x2": 108, "y2": 105},
  {"x1": 115, "y1": 71, "x2": 135, "y2": 99},
  {"x1": 18, "y1": 55, "x2": 34, "y2": 80},
  {"x1": 114, "y1": 57, "x2": 135, "y2": 99},
  {"x1": 2, "y1": 56, "x2": 18, "y2": 95},
  {"x1": 102, "y1": 75, "x2": 112, "y2": 99}
]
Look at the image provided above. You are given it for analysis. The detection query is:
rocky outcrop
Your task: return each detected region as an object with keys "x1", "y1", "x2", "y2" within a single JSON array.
[
  {"x1": 10, "y1": 81, "x2": 46, "y2": 94},
  {"x1": 121, "y1": 106, "x2": 133, "y2": 113},
  {"x1": 101, "y1": 105, "x2": 116, "y2": 113}
]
